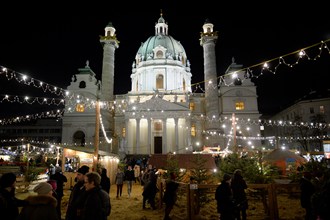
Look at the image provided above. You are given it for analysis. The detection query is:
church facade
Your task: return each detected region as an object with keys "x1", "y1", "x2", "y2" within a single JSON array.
[{"x1": 61, "y1": 14, "x2": 261, "y2": 156}]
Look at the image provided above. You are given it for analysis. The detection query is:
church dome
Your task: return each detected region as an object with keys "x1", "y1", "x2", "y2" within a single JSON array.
[
  {"x1": 130, "y1": 13, "x2": 192, "y2": 94},
  {"x1": 136, "y1": 35, "x2": 187, "y2": 62},
  {"x1": 134, "y1": 13, "x2": 187, "y2": 64}
]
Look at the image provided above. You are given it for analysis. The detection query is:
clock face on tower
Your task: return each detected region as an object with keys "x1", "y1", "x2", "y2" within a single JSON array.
[{"x1": 76, "y1": 104, "x2": 85, "y2": 112}]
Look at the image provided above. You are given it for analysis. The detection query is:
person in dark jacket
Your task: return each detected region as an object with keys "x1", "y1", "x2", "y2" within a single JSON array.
[
  {"x1": 124, "y1": 165, "x2": 135, "y2": 197},
  {"x1": 163, "y1": 172, "x2": 179, "y2": 220},
  {"x1": 142, "y1": 166, "x2": 158, "y2": 210},
  {"x1": 100, "y1": 168, "x2": 110, "y2": 193},
  {"x1": 17, "y1": 182, "x2": 59, "y2": 220},
  {"x1": 0, "y1": 172, "x2": 27, "y2": 220},
  {"x1": 81, "y1": 171, "x2": 111, "y2": 220},
  {"x1": 231, "y1": 169, "x2": 248, "y2": 220},
  {"x1": 215, "y1": 173, "x2": 235, "y2": 220},
  {"x1": 65, "y1": 165, "x2": 89, "y2": 220},
  {"x1": 50, "y1": 166, "x2": 68, "y2": 219}
]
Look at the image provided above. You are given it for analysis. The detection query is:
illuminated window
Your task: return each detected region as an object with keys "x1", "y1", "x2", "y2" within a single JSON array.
[
  {"x1": 191, "y1": 125, "x2": 196, "y2": 137},
  {"x1": 122, "y1": 127, "x2": 126, "y2": 138},
  {"x1": 189, "y1": 102, "x2": 195, "y2": 110},
  {"x1": 156, "y1": 74, "x2": 164, "y2": 89},
  {"x1": 235, "y1": 102, "x2": 244, "y2": 110},
  {"x1": 320, "y1": 106, "x2": 325, "y2": 114},
  {"x1": 76, "y1": 104, "x2": 85, "y2": 112}
]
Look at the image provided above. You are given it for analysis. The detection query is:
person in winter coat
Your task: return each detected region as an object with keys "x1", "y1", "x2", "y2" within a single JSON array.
[
  {"x1": 142, "y1": 167, "x2": 158, "y2": 209},
  {"x1": 124, "y1": 165, "x2": 135, "y2": 197},
  {"x1": 80, "y1": 172, "x2": 111, "y2": 220},
  {"x1": 65, "y1": 165, "x2": 89, "y2": 220},
  {"x1": 50, "y1": 166, "x2": 68, "y2": 219},
  {"x1": 231, "y1": 169, "x2": 248, "y2": 220},
  {"x1": 100, "y1": 168, "x2": 110, "y2": 194},
  {"x1": 0, "y1": 172, "x2": 27, "y2": 220},
  {"x1": 17, "y1": 182, "x2": 59, "y2": 220},
  {"x1": 215, "y1": 173, "x2": 235, "y2": 220},
  {"x1": 115, "y1": 168, "x2": 125, "y2": 198},
  {"x1": 163, "y1": 172, "x2": 179, "y2": 220}
]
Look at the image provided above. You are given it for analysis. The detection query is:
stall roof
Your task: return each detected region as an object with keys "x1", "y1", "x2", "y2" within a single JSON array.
[
  {"x1": 263, "y1": 149, "x2": 306, "y2": 163},
  {"x1": 63, "y1": 146, "x2": 119, "y2": 158},
  {"x1": 148, "y1": 154, "x2": 217, "y2": 170}
]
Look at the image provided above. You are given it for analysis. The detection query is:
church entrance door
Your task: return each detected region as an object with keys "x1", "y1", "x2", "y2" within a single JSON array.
[{"x1": 154, "y1": 136, "x2": 162, "y2": 154}]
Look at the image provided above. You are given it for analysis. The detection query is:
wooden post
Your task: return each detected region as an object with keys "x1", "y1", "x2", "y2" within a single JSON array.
[
  {"x1": 26, "y1": 143, "x2": 30, "y2": 172},
  {"x1": 232, "y1": 113, "x2": 237, "y2": 153},
  {"x1": 93, "y1": 99, "x2": 100, "y2": 171},
  {"x1": 268, "y1": 183, "x2": 279, "y2": 220}
]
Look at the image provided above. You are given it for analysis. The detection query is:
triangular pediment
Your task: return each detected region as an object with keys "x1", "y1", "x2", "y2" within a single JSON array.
[{"x1": 127, "y1": 96, "x2": 189, "y2": 112}]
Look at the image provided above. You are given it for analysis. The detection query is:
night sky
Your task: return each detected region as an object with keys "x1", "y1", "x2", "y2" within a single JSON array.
[{"x1": 0, "y1": 3, "x2": 329, "y2": 118}]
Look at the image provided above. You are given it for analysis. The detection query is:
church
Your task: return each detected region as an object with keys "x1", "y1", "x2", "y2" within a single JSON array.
[{"x1": 61, "y1": 13, "x2": 262, "y2": 157}]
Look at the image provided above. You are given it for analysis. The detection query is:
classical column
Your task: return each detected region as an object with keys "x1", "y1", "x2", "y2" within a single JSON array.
[
  {"x1": 148, "y1": 118, "x2": 152, "y2": 154},
  {"x1": 125, "y1": 118, "x2": 129, "y2": 154},
  {"x1": 200, "y1": 20, "x2": 219, "y2": 131},
  {"x1": 100, "y1": 22, "x2": 119, "y2": 145},
  {"x1": 136, "y1": 118, "x2": 140, "y2": 154},
  {"x1": 174, "y1": 118, "x2": 179, "y2": 153},
  {"x1": 186, "y1": 118, "x2": 192, "y2": 150},
  {"x1": 162, "y1": 118, "x2": 167, "y2": 153}
]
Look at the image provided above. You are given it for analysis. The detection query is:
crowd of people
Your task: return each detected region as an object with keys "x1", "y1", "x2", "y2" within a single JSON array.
[
  {"x1": 3, "y1": 160, "x2": 330, "y2": 220},
  {"x1": 0, "y1": 165, "x2": 112, "y2": 220}
]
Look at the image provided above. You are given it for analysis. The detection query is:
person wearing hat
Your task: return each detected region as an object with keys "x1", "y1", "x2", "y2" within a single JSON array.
[
  {"x1": 17, "y1": 182, "x2": 59, "y2": 220},
  {"x1": 0, "y1": 172, "x2": 27, "y2": 220},
  {"x1": 65, "y1": 165, "x2": 90, "y2": 220},
  {"x1": 215, "y1": 173, "x2": 235, "y2": 220},
  {"x1": 50, "y1": 166, "x2": 68, "y2": 219}
]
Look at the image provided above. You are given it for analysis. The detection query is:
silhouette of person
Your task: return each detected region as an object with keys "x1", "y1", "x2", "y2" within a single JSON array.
[
  {"x1": 163, "y1": 172, "x2": 179, "y2": 220},
  {"x1": 231, "y1": 169, "x2": 248, "y2": 220},
  {"x1": 50, "y1": 166, "x2": 68, "y2": 219},
  {"x1": 100, "y1": 168, "x2": 110, "y2": 194},
  {"x1": 215, "y1": 173, "x2": 235, "y2": 220}
]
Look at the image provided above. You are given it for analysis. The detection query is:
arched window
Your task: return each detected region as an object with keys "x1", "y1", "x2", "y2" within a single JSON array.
[
  {"x1": 73, "y1": 131, "x2": 85, "y2": 147},
  {"x1": 156, "y1": 74, "x2": 164, "y2": 89}
]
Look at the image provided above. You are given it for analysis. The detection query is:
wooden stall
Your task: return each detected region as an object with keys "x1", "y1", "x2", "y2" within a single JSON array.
[{"x1": 62, "y1": 146, "x2": 119, "y2": 189}]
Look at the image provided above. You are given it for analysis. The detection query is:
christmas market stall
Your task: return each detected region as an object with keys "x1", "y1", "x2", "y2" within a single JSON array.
[{"x1": 62, "y1": 146, "x2": 119, "y2": 189}]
